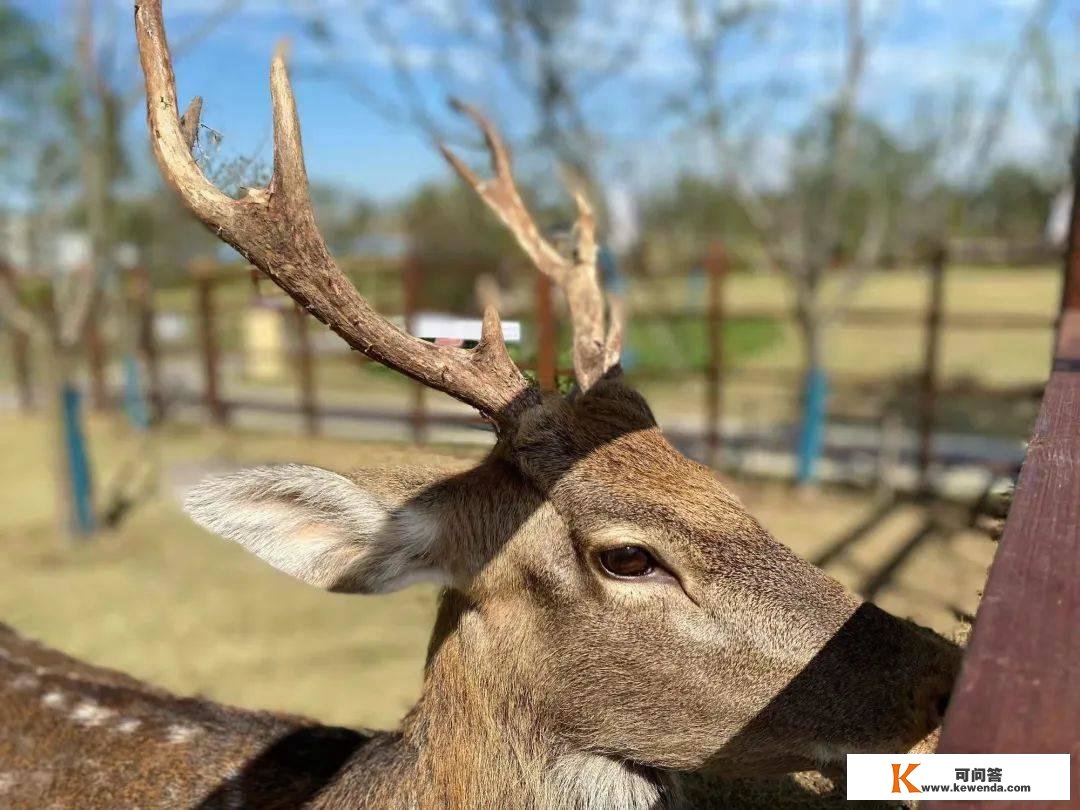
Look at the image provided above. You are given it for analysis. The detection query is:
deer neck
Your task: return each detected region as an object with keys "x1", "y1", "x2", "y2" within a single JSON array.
[{"x1": 399, "y1": 595, "x2": 681, "y2": 809}]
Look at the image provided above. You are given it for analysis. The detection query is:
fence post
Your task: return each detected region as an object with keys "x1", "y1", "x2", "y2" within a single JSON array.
[
  {"x1": 535, "y1": 273, "x2": 557, "y2": 392},
  {"x1": 1062, "y1": 148, "x2": 1080, "y2": 313},
  {"x1": 12, "y1": 329, "x2": 34, "y2": 412},
  {"x1": 193, "y1": 261, "x2": 227, "y2": 426},
  {"x1": 917, "y1": 245, "x2": 946, "y2": 496},
  {"x1": 403, "y1": 254, "x2": 426, "y2": 443},
  {"x1": 133, "y1": 265, "x2": 163, "y2": 423},
  {"x1": 705, "y1": 243, "x2": 727, "y2": 468},
  {"x1": 84, "y1": 290, "x2": 109, "y2": 411},
  {"x1": 292, "y1": 303, "x2": 319, "y2": 436}
]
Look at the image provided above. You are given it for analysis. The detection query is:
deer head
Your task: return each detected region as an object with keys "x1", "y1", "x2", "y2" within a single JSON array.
[{"x1": 137, "y1": 0, "x2": 957, "y2": 800}]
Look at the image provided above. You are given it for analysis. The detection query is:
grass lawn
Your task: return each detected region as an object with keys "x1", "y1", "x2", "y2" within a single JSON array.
[{"x1": 0, "y1": 413, "x2": 993, "y2": 732}]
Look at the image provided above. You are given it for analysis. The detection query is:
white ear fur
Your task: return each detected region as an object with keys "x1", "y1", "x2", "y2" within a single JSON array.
[{"x1": 184, "y1": 464, "x2": 449, "y2": 593}]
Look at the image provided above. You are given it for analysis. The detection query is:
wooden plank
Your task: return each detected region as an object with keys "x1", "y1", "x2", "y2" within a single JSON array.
[
  {"x1": 402, "y1": 255, "x2": 426, "y2": 443},
  {"x1": 1062, "y1": 141, "x2": 1080, "y2": 312},
  {"x1": 535, "y1": 273, "x2": 557, "y2": 392},
  {"x1": 917, "y1": 248, "x2": 946, "y2": 493},
  {"x1": 83, "y1": 291, "x2": 109, "y2": 411},
  {"x1": 193, "y1": 264, "x2": 228, "y2": 426},
  {"x1": 928, "y1": 310, "x2": 1080, "y2": 808},
  {"x1": 11, "y1": 328, "x2": 34, "y2": 412},
  {"x1": 704, "y1": 243, "x2": 726, "y2": 467},
  {"x1": 132, "y1": 266, "x2": 164, "y2": 423},
  {"x1": 292, "y1": 304, "x2": 319, "y2": 437},
  {"x1": 629, "y1": 307, "x2": 1052, "y2": 331}
]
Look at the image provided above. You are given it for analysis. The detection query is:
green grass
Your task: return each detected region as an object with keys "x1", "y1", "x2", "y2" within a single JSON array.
[
  {"x1": 625, "y1": 316, "x2": 781, "y2": 371},
  {"x1": 534, "y1": 315, "x2": 782, "y2": 374}
]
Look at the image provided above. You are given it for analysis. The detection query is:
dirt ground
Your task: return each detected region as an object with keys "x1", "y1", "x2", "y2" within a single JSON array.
[{"x1": 0, "y1": 414, "x2": 994, "y2": 734}]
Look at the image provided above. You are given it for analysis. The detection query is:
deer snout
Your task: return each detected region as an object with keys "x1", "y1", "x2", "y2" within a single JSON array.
[
  {"x1": 788, "y1": 601, "x2": 964, "y2": 759},
  {"x1": 907, "y1": 629, "x2": 962, "y2": 748}
]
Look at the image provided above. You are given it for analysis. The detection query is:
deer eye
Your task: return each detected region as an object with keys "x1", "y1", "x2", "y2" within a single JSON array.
[{"x1": 597, "y1": 546, "x2": 656, "y2": 578}]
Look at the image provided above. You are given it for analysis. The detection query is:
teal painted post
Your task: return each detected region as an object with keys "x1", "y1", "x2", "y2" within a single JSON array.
[
  {"x1": 796, "y1": 367, "x2": 828, "y2": 485},
  {"x1": 62, "y1": 384, "x2": 95, "y2": 536}
]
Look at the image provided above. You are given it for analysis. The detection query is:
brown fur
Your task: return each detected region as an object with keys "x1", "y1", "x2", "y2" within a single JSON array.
[
  {"x1": 2, "y1": 382, "x2": 958, "y2": 808},
  {"x1": 36, "y1": 5, "x2": 967, "y2": 804}
]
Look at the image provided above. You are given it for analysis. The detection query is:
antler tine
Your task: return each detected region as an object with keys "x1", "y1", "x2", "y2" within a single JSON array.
[
  {"x1": 604, "y1": 294, "x2": 624, "y2": 371},
  {"x1": 268, "y1": 41, "x2": 312, "y2": 210},
  {"x1": 449, "y1": 99, "x2": 514, "y2": 197},
  {"x1": 440, "y1": 102, "x2": 621, "y2": 390},
  {"x1": 135, "y1": 0, "x2": 536, "y2": 427},
  {"x1": 439, "y1": 100, "x2": 569, "y2": 285}
]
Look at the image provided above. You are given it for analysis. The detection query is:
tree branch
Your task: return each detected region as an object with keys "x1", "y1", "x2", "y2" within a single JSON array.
[{"x1": 0, "y1": 257, "x2": 46, "y2": 340}]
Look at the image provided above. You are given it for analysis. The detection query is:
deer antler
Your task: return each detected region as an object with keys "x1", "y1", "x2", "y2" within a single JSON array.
[
  {"x1": 439, "y1": 101, "x2": 622, "y2": 390},
  {"x1": 134, "y1": 0, "x2": 537, "y2": 428}
]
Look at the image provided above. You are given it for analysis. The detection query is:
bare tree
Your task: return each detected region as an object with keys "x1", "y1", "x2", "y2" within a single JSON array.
[
  {"x1": 302, "y1": 0, "x2": 655, "y2": 197},
  {"x1": 677, "y1": 0, "x2": 884, "y2": 484},
  {"x1": 0, "y1": 0, "x2": 245, "y2": 539},
  {"x1": 676, "y1": 0, "x2": 1063, "y2": 484}
]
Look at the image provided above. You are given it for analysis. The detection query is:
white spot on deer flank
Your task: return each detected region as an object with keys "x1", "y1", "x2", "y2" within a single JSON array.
[
  {"x1": 115, "y1": 718, "x2": 141, "y2": 734},
  {"x1": 0, "y1": 772, "x2": 14, "y2": 793},
  {"x1": 166, "y1": 724, "x2": 202, "y2": 744},
  {"x1": 41, "y1": 691, "x2": 66, "y2": 709},
  {"x1": 72, "y1": 700, "x2": 116, "y2": 727},
  {"x1": 10, "y1": 673, "x2": 39, "y2": 690}
]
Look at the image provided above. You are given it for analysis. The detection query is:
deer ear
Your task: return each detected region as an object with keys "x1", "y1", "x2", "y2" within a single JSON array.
[{"x1": 184, "y1": 465, "x2": 448, "y2": 593}]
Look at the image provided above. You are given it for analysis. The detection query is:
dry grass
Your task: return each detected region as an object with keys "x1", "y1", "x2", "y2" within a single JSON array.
[
  {"x1": 0, "y1": 413, "x2": 993, "y2": 734},
  {"x1": 0, "y1": 415, "x2": 481, "y2": 729}
]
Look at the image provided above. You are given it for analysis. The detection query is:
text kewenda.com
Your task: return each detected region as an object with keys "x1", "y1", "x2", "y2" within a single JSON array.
[{"x1": 920, "y1": 784, "x2": 1033, "y2": 794}]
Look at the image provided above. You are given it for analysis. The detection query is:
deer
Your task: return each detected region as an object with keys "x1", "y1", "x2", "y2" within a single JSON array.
[{"x1": 0, "y1": 1, "x2": 961, "y2": 807}]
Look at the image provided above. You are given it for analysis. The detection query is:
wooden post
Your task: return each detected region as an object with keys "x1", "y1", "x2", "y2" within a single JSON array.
[
  {"x1": 927, "y1": 180, "x2": 1080, "y2": 805},
  {"x1": 11, "y1": 329, "x2": 34, "y2": 412},
  {"x1": 917, "y1": 245, "x2": 946, "y2": 496},
  {"x1": 193, "y1": 262, "x2": 227, "y2": 426},
  {"x1": 133, "y1": 265, "x2": 163, "y2": 423},
  {"x1": 877, "y1": 410, "x2": 902, "y2": 495},
  {"x1": 535, "y1": 273, "x2": 557, "y2": 392},
  {"x1": 403, "y1": 254, "x2": 426, "y2": 443},
  {"x1": 292, "y1": 303, "x2": 319, "y2": 436},
  {"x1": 705, "y1": 242, "x2": 727, "y2": 468},
  {"x1": 1061, "y1": 132, "x2": 1080, "y2": 313},
  {"x1": 84, "y1": 290, "x2": 109, "y2": 411}
]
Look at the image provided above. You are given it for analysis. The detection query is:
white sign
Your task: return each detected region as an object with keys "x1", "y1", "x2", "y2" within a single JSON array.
[
  {"x1": 847, "y1": 754, "x2": 1070, "y2": 801},
  {"x1": 409, "y1": 313, "x2": 521, "y2": 344}
]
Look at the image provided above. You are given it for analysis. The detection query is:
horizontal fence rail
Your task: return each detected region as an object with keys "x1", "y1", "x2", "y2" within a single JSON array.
[{"x1": 0, "y1": 252, "x2": 1058, "y2": 491}]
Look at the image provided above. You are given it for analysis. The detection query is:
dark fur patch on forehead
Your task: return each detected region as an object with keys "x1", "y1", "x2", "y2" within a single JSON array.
[
  {"x1": 505, "y1": 379, "x2": 757, "y2": 542},
  {"x1": 510, "y1": 380, "x2": 659, "y2": 484}
]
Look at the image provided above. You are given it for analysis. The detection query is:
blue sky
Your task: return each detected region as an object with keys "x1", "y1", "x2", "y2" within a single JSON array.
[{"x1": 13, "y1": 0, "x2": 1080, "y2": 203}]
